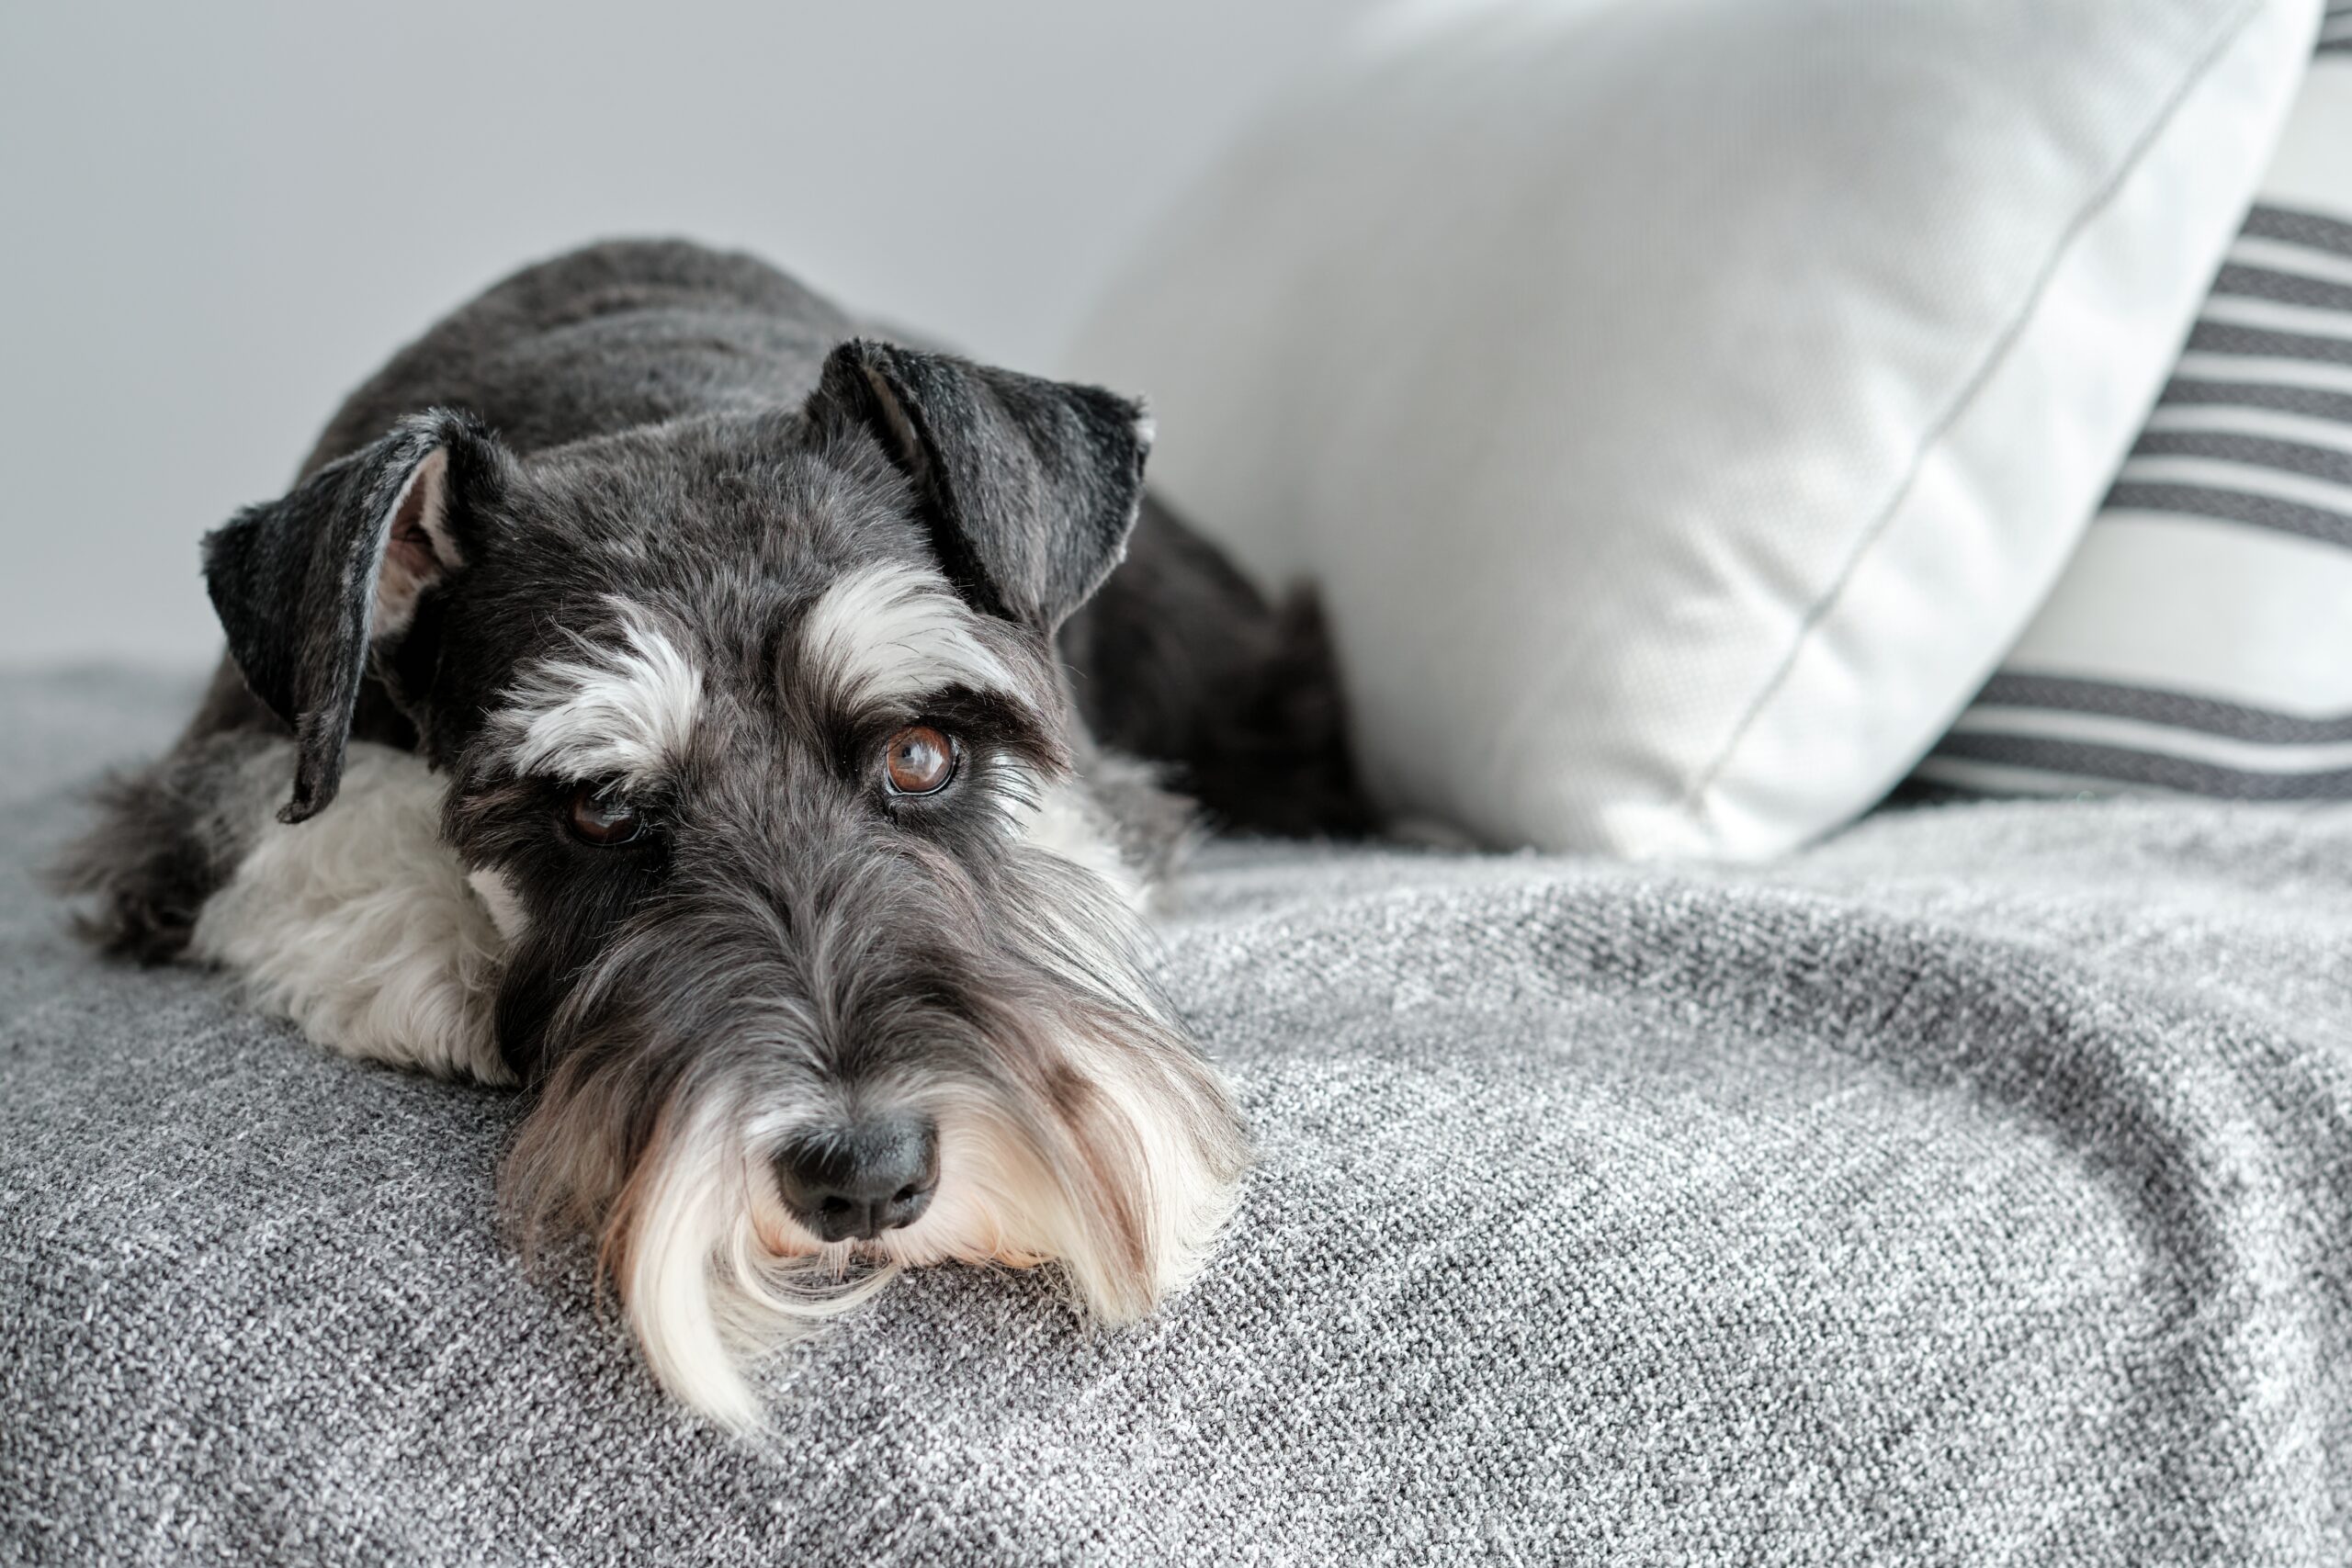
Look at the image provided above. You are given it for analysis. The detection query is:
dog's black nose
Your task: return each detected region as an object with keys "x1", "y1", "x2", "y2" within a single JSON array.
[{"x1": 772, "y1": 1117, "x2": 939, "y2": 1242}]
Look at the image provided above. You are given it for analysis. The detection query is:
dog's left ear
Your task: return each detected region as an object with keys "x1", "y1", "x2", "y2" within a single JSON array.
[
  {"x1": 202, "y1": 408, "x2": 504, "y2": 824},
  {"x1": 808, "y1": 340, "x2": 1152, "y2": 634}
]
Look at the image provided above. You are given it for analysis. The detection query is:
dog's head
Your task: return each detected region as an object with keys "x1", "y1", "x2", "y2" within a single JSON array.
[{"x1": 201, "y1": 341, "x2": 1247, "y2": 1426}]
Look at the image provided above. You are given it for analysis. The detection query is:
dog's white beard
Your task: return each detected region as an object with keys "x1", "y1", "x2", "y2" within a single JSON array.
[{"x1": 614, "y1": 975, "x2": 1244, "y2": 1429}]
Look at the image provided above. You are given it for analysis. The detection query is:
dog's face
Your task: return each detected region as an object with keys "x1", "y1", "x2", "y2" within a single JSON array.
[{"x1": 200, "y1": 342, "x2": 1248, "y2": 1426}]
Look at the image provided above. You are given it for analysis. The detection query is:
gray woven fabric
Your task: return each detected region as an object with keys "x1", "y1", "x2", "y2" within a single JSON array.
[{"x1": 5, "y1": 669, "x2": 2350, "y2": 1567}]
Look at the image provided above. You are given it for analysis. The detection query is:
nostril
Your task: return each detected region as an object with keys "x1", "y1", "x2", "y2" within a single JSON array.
[{"x1": 773, "y1": 1115, "x2": 939, "y2": 1241}]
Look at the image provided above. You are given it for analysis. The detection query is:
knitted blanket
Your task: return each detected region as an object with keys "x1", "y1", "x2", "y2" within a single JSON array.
[{"x1": 5, "y1": 670, "x2": 2347, "y2": 1565}]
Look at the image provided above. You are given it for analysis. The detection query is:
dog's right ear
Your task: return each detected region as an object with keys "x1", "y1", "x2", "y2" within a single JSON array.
[{"x1": 202, "y1": 409, "x2": 504, "y2": 825}]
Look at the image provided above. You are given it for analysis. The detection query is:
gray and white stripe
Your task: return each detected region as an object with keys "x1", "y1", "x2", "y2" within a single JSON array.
[
  {"x1": 1917, "y1": 39, "x2": 2352, "y2": 801},
  {"x1": 2322, "y1": 0, "x2": 2351, "y2": 54},
  {"x1": 1935, "y1": 674, "x2": 2352, "y2": 800}
]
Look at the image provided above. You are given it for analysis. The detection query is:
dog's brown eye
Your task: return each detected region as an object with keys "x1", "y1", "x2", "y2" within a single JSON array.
[
  {"x1": 882, "y1": 726, "x2": 956, "y2": 796},
  {"x1": 568, "y1": 784, "x2": 644, "y2": 846}
]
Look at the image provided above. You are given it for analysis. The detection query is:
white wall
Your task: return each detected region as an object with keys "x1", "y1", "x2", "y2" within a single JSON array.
[{"x1": 0, "y1": 1, "x2": 1374, "y2": 667}]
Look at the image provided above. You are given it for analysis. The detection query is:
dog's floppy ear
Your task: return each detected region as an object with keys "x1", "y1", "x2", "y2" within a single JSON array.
[
  {"x1": 808, "y1": 340, "x2": 1152, "y2": 633},
  {"x1": 202, "y1": 408, "x2": 502, "y2": 824}
]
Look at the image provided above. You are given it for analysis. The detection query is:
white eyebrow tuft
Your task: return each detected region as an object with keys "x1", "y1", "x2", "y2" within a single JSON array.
[
  {"x1": 798, "y1": 561, "x2": 1014, "y2": 705},
  {"x1": 493, "y1": 602, "x2": 704, "y2": 785}
]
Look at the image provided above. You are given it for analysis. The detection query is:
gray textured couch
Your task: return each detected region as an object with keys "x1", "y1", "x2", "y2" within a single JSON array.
[{"x1": 5, "y1": 670, "x2": 2349, "y2": 1565}]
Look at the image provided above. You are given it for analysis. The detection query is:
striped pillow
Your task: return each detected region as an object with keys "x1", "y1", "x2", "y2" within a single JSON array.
[{"x1": 1917, "y1": 17, "x2": 2352, "y2": 801}]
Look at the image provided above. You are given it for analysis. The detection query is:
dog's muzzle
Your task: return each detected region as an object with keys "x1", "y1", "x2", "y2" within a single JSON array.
[{"x1": 771, "y1": 1116, "x2": 940, "y2": 1242}]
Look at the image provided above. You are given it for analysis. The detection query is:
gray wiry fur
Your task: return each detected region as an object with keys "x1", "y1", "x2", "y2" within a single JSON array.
[{"x1": 55, "y1": 240, "x2": 1360, "y2": 1424}]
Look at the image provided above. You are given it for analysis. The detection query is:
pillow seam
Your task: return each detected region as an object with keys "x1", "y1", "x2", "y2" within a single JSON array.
[{"x1": 1668, "y1": 0, "x2": 2276, "y2": 847}]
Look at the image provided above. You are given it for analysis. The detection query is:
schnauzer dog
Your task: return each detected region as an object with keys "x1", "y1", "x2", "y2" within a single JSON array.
[{"x1": 58, "y1": 240, "x2": 1361, "y2": 1427}]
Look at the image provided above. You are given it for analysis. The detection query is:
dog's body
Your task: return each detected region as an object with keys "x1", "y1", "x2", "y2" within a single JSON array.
[{"x1": 60, "y1": 240, "x2": 1361, "y2": 1425}]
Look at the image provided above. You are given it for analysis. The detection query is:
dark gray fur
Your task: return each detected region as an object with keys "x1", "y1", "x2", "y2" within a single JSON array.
[{"x1": 52, "y1": 241, "x2": 1356, "y2": 1348}]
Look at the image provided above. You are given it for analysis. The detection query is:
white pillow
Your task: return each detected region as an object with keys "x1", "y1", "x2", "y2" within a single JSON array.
[
  {"x1": 1070, "y1": 0, "x2": 2319, "y2": 857},
  {"x1": 1917, "y1": 31, "x2": 2352, "y2": 800}
]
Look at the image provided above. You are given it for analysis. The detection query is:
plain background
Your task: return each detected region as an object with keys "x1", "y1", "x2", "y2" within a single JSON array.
[{"x1": 0, "y1": 1, "x2": 1376, "y2": 669}]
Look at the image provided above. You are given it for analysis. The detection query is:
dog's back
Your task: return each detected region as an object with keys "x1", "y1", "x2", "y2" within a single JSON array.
[{"x1": 305, "y1": 242, "x2": 859, "y2": 471}]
